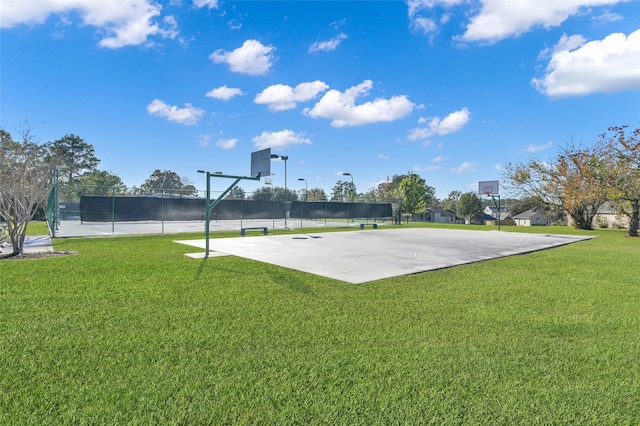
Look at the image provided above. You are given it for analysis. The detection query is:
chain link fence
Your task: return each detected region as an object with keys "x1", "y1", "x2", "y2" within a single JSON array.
[{"x1": 47, "y1": 184, "x2": 396, "y2": 237}]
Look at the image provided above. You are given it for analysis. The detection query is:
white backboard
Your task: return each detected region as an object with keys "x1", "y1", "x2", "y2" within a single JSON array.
[
  {"x1": 478, "y1": 180, "x2": 499, "y2": 196},
  {"x1": 251, "y1": 148, "x2": 271, "y2": 178}
]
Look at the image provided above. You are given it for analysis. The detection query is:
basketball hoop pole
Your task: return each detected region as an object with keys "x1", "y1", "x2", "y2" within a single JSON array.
[
  {"x1": 479, "y1": 181, "x2": 501, "y2": 231},
  {"x1": 198, "y1": 170, "x2": 261, "y2": 258},
  {"x1": 491, "y1": 194, "x2": 501, "y2": 231}
]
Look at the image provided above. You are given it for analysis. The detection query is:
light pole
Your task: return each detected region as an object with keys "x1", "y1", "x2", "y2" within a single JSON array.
[
  {"x1": 271, "y1": 154, "x2": 289, "y2": 227},
  {"x1": 298, "y1": 178, "x2": 308, "y2": 228},
  {"x1": 265, "y1": 175, "x2": 275, "y2": 229},
  {"x1": 342, "y1": 172, "x2": 354, "y2": 202},
  {"x1": 297, "y1": 178, "x2": 308, "y2": 201}
]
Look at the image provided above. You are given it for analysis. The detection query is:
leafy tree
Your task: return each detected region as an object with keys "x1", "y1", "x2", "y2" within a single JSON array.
[
  {"x1": 0, "y1": 128, "x2": 55, "y2": 255},
  {"x1": 397, "y1": 172, "x2": 435, "y2": 216},
  {"x1": 331, "y1": 180, "x2": 356, "y2": 202},
  {"x1": 429, "y1": 197, "x2": 443, "y2": 209},
  {"x1": 456, "y1": 192, "x2": 482, "y2": 223},
  {"x1": 140, "y1": 169, "x2": 197, "y2": 197},
  {"x1": 598, "y1": 125, "x2": 640, "y2": 237},
  {"x1": 249, "y1": 186, "x2": 298, "y2": 201},
  {"x1": 251, "y1": 186, "x2": 274, "y2": 201},
  {"x1": 274, "y1": 187, "x2": 299, "y2": 202},
  {"x1": 45, "y1": 134, "x2": 99, "y2": 184},
  {"x1": 376, "y1": 181, "x2": 397, "y2": 203},
  {"x1": 504, "y1": 145, "x2": 607, "y2": 230},
  {"x1": 307, "y1": 188, "x2": 327, "y2": 201},
  {"x1": 441, "y1": 190, "x2": 462, "y2": 212},
  {"x1": 226, "y1": 185, "x2": 246, "y2": 200},
  {"x1": 74, "y1": 170, "x2": 127, "y2": 197},
  {"x1": 362, "y1": 188, "x2": 377, "y2": 202},
  {"x1": 505, "y1": 196, "x2": 544, "y2": 217}
]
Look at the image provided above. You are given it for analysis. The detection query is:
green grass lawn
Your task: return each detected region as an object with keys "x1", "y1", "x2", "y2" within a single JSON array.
[{"x1": 1, "y1": 224, "x2": 639, "y2": 424}]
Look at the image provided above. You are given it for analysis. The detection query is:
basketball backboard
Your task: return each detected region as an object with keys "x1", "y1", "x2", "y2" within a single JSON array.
[
  {"x1": 251, "y1": 148, "x2": 271, "y2": 178},
  {"x1": 478, "y1": 180, "x2": 499, "y2": 196}
]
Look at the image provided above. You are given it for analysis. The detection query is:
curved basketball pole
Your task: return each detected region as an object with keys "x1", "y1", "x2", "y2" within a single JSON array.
[{"x1": 197, "y1": 171, "x2": 262, "y2": 259}]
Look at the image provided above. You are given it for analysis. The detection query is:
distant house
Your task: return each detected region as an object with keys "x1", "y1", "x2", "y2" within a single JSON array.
[
  {"x1": 427, "y1": 208, "x2": 459, "y2": 224},
  {"x1": 566, "y1": 202, "x2": 630, "y2": 229},
  {"x1": 470, "y1": 212, "x2": 499, "y2": 225},
  {"x1": 513, "y1": 208, "x2": 552, "y2": 226},
  {"x1": 483, "y1": 205, "x2": 514, "y2": 226},
  {"x1": 593, "y1": 202, "x2": 629, "y2": 229},
  {"x1": 484, "y1": 205, "x2": 507, "y2": 217}
]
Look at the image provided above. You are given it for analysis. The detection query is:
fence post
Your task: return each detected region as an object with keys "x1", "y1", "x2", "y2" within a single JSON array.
[{"x1": 111, "y1": 186, "x2": 115, "y2": 234}]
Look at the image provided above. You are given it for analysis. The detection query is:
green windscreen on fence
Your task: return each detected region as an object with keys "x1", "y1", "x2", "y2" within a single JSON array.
[{"x1": 79, "y1": 196, "x2": 392, "y2": 222}]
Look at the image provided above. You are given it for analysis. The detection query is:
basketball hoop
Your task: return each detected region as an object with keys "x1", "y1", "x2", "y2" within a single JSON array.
[
  {"x1": 264, "y1": 172, "x2": 274, "y2": 185},
  {"x1": 478, "y1": 180, "x2": 499, "y2": 197},
  {"x1": 478, "y1": 180, "x2": 502, "y2": 231}
]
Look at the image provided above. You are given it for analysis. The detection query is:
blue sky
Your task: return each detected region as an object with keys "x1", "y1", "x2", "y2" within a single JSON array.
[{"x1": 2, "y1": 0, "x2": 639, "y2": 199}]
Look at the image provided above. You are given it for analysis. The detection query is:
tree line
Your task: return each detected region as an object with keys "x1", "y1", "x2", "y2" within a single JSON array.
[
  {"x1": 504, "y1": 125, "x2": 639, "y2": 237},
  {"x1": 2, "y1": 123, "x2": 637, "y2": 255}
]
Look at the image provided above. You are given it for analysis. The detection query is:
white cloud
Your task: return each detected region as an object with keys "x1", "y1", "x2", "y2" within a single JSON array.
[
  {"x1": 252, "y1": 129, "x2": 312, "y2": 150},
  {"x1": 532, "y1": 30, "x2": 640, "y2": 97},
  {"x1": 591, "y1": 11, "x2": 623, "y2": 23},
  {"x1": 432, "y1": 155, "x2": 448, "y2": 163},
  {"x1": 459, "y1": 0, "x2": 625, "y2": 44},
  {"x1": 147, "y1": 99, "x2": 204, "y2": 126},
  {"x1": 227, "y1": 19, "x2": 242, "y2": 30},
  {"x1": 494, "y1": 164, "x2": 503, "y2": 171},
  {"x1": 411, "y1": 17, "x2": 438, "y2": 34},
  {"x1": 210, "y1": 39, "x2": 276, "y2": 76},
  {"x1": 536, "y1": 34, "x2": 587, "y2": 60},
  {"x1": 524, "y1": 141, "x2": 553, "y2": 153},
  {"x1": 198, "y1": 134, "x2": 212, "y2": 147},
  {"x1": 254, "y1": 81, "x2": 329, "y2": 111},
  {"x1": 304, "y1": 80, "x2": 415, "y2": 127},
  {"x1": 1, "y1": 0, "x2": 178, "y2": 48},
  {"x1": 216, "y1": 138, "x2": 238, "y2": 149},
  {"x1": 309, "y1": 33, "x2": 348, "y2": 53},
  {"x1": 377, "y1": 153, "x2": 390, "y2": 160},
  {"x1": 451, "y1": 161, "x2": 477, "y2": 174},
  {"x1": 407, "y1": 0, "x2": 465, "y2": 18},
  {"x1": 408, "y1": 107, "x2": 470, "y2": 140},
  {"x1": 406, "y1": 0, "x2": 464, "y2": 35},
  {"x1": 206, "y1": 85, "x2": 244, "y2": 101},
  {"x1": 193, "y1": 0, "x2": 219, "y2": 9}
]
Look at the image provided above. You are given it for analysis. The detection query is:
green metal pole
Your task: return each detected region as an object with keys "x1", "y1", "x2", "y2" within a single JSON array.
[
  {"x1": 498, "y1": 195, "x2": 501, "y2": 231},
  {"x1": 53, "y1": 168, "x2": 59, "y2": 236},
  {"x1": 492, "y1": 195, "x2": 501, "y2": 231},
  {"x1": 204, "y1": 172, "x2": 211, "y2": 258},
  {"x1": 111, "y1": 187, "x2": 115, "y2": 234}
]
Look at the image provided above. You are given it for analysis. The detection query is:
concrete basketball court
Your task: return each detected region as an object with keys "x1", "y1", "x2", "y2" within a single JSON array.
[{"x1": 176, "y1": 228, "x2": 594, "y2": 284}]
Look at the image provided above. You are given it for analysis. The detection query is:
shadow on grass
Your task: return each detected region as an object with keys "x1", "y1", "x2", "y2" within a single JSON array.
[
  {"x1": 194, "y1": 257, "x2": 316, "y2": 297},
  {"x1": 267, "y1": 267, "x2": 318, "y2": 297}
]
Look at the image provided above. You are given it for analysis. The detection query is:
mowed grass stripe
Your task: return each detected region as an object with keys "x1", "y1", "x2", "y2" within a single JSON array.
[{"x1": 1, "y1": 224, "x2": 638, "y2": 424}]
